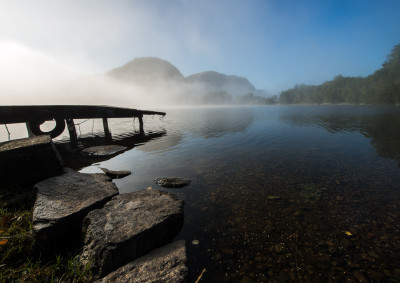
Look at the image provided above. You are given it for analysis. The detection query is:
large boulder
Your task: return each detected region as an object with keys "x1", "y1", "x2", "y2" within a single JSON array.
[
  {"x1": 96, "y1": 241, "x2": 187, "y2": 283},
  {"x1": 80, "y1": 189, "x2": 184, "y2": 279},
  {"x1": 32, "y1": 171, "x2": 119, "y2": 251},
  {"x1": 0, "y1": 135, "x2": 63, "y2": 189}
]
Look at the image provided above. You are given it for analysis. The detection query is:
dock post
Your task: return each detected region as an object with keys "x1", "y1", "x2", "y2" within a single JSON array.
[
  {"x1": 103, "y1": 118, "x2": 112, "y2": 140},
  {"x1": 25, "y1": 122, "x2": 35, "y2": 137},
  {"x1": 138, "y1": 115, "x2": 144, "y2": 134},
  {"x1": 66, "y1": 119, "x2": 78, "y2": 148}
]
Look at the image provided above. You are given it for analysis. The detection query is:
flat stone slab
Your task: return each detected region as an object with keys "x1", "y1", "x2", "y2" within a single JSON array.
[
  {"x1": 32, "y1": 171, "x2": 119, "y2": 250},
  {"x1": 81, "y1": 145, "x2": 127, "y2": 156},
  {"x1": 0, "y1": 135, "x2": 52, "y2": 152},
  {"x1": 0, "y1": 135, "x2": 63, "y2": 188},
  {"x1": 80, "y1": 189, "x2": 184, "y2": 279},
  {"x1": 154, "y1": 177, "x2": 191, "y2": 188},
  {"x1": 100, "y1": 167, "x2": 131, "y2": 179},
  {"x1": 96, "y1": 240, "x2": 187, "y2": 283}
]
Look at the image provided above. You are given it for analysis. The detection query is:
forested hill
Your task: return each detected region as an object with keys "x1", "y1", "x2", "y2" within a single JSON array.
[
  {"x1": 107, "y1": 57, "x2": 185, "y2": 85},
  {"x1": 107, "y1": 57, "x2": 276, "y2": 105},
  {"x1": 186, "y1": 71, "x2": 256, "y2": 95},
  {"x1": 279, "y1": 43, "x2": 400, "y2": 104}
]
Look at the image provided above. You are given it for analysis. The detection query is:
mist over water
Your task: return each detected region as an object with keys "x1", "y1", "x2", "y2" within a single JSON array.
[
  {"x1": 3, "y1": 101, "x2": 400, "y2": 281},
  {"x1": 73, "y1": 105, "x2": 400, "y2": 281},
  {"x1": 2, "y1": 1, "x2": 400, "y2": 281},
  {"x1": 0, "y1": 43, "x2": 192, "y2": 108}
]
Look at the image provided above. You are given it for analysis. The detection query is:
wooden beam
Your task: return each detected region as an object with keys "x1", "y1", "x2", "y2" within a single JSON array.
[
  {"x1": 103, "y1": 118, "x2": 112, "y2": 140},
  {"x1": 138, "y1": 115, "x2": 144, "y2": 134},
  {"x1": 25, "y1": 122, "x2": 35, "y2": 137},
  {"x1": 0, "y1": 105, "x2": 165, "y2": 124},
  {"x1": 66, "y1": 119, "x2": 78, "y2": 148}
]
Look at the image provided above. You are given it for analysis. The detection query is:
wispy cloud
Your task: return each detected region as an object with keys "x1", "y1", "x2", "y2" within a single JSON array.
[{"x1": 0, "y1": 0, "x2": 399, "y2": 96}]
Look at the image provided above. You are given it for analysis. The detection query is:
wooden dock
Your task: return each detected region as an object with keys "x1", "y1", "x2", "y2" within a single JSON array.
[{"x1": 0, "y1": 105, "x2": 166, "y2": 145}]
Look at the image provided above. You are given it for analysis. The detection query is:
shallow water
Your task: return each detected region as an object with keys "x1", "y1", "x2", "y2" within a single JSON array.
[{"x1": 5, "y1": 105, "x2": 400, "y2": 281}]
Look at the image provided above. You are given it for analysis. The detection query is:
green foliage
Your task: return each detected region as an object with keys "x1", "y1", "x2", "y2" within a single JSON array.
[
  {"x1": 237, "y1": 93, "x2": 277, "y2": 105},
  {"x1": 279, "y1": 43, "x2": 400, "y2": 104},
  {"x1": 0, "y1": 208, "x2": 92, "y2": 282},
  {"x1": 0, "y1": 208, "x2": 34, "y2": 266}
]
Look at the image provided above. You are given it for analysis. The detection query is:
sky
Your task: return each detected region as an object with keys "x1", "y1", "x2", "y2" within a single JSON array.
[{"x1": 0, "y1": 0, "x2": 400, "y2": 97}]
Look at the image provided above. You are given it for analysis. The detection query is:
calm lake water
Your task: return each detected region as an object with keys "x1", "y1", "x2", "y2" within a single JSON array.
[{"x1": 4, "y1": 105, "x2": 400, "y2": 281}]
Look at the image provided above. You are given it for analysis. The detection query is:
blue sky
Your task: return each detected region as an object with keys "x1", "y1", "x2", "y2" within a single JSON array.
[{"x1": 1, "y1": 0, "x2": 400, "y2": 95}]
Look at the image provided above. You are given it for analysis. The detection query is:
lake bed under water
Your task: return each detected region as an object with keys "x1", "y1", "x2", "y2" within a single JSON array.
[{"x1": 5, "y1": 105, "x2": 400, "y2": 282}]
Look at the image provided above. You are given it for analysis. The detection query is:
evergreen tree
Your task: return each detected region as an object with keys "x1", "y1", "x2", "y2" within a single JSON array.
[{"x1": 279, "y1": 43, "x2": 400, "y2": 104}]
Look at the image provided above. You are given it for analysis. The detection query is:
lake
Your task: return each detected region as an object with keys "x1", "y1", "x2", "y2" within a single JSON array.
[{"x1": 4, "y1": 105, "x2": 400, "y2": 281}]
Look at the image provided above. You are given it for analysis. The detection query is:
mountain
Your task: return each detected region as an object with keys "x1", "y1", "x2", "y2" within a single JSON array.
[
  {"x1": 106, "y1": 57, "x2": 275, "y2": 104},
  {"x1": 107, "y1": 57, "x2": 185, "y2": 85},
  {"x1": 186, "y1": 71, "x2": 256, "y2": 96},
  {"x1": 107, "y1": 57, "x2": 257, "y2": 95}
]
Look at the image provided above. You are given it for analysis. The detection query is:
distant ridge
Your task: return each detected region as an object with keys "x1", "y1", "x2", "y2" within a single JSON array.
[
  {"x1": 106, "y1": 57, "x2": 275, "y2": 104},
  {"x1": 107, "y1": 57, "x2": 257, "y2": 95},
  {"x1": 186, "y1": 71, "x2": 256, "y2": 95},
  {"x1": 107, "y1": 57, "x2": 184, "y2": 85}
]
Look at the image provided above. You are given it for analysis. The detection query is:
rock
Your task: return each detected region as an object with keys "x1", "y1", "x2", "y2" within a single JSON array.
[
  {"x1": 96, "y1": 241, "x2": 187, "y2": 283},
  {"x1": 154, "y1": 177, "x2": 191, "y2": 188},
  {"x1": 0, "y1": 136, "x2": 64, "y2": 188},
  {"x1": 240, "y1": 276, "x2": 252, "y2": 283},
  {"x1": 213, "y1": 253, "x2": 222, "y2": 261},
  {"x1": 274, "y1": 243, "x2": 285, "y2": 253},
  {"x1": 81, "y1": 145, "x2": 127, "y2": 156},
  {"x1": 80, "y1": 189, "x2": 184, "y2": 279},
  {"x1": 367, "y1": 269, "x2": 383, "y2": 282},
  {"x1": 100, "y1": 167, "x2": 131, "y2": 179},
  {"x1": 32, "y1": 171, "x2": 119, "y2": 251},
  {"x1": 221, "y1": 248, "x2": 235, "y2": 255},
  {"x1": 367, "y1": 249, "x2": 379, "y2": 259},
  {"x1": 62, "y1": 167, "x2": 76, "y2": 174},
  {"x1": 267, "y1": 195, "x2": 281, "y2": 200},
  {"x1": 352, "y1": 270, "x2": 367, "y2": 282},
  {"x1": 341, "y1": 238, "x2": 355, "y2": 250},
  {"x1": 279, "y1": 271, "x2": 290, "y2": 282}
]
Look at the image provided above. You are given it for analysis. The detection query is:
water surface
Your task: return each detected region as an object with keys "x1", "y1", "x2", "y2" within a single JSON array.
[{"x1": 10, "y1": 105, "x2": 400, "y2": 282}]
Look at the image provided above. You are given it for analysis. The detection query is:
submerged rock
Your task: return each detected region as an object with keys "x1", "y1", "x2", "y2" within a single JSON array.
[
  {"x1": 80, "y1": 189, "x2": 184, "y2": 279},
  {"x1": 81, "y1": 145, "x2": 127, "y2": 156},
  {"x1": 100, "y1": 167, "x2": 131, "y2": 179},
  {"x1": 32, "y1": 171, "x2": 119, "y2": 251},
  {"x1": 96, "y1": 240, "x2": 187, "y2": 283},
  {"x1": 267, "y1": 195, "x2": 281, "y2": 200},
  {"x1": 154, "y1": 177, "x2": 191, "y2": 188}
]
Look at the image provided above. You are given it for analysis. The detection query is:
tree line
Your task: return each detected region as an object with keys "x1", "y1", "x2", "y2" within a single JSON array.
[
  {"x1": 201, "y1": 91, "x2": 278, "y2": 105},
  {"x1": 279, "y1": 43, "x2": 400, "y2": 104}
]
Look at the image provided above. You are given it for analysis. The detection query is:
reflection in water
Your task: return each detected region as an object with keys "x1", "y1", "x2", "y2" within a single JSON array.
[
  {"x1": 16, "y1": 106, "x2": 400, "y2": 282},
  {"x1": 182, "y1": 107, "x2": 254, "y2": 138},
  {"x1": 135, "y1": 133, "x2": 182, "y2": 154},
  {"x1": 78, "y1": 106, "x2": 400, "y2": 282},
  {"x1": 280, "y1": 105, "x2": 400, "y2": 162},
  {"x1": 56, "y1": 131, "x2": 166, "y2": 170}
]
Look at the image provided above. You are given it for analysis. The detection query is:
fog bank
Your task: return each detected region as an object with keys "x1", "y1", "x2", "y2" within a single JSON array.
[{"x1": 0, "y1": 42, "x2": 178, "y2": 108}]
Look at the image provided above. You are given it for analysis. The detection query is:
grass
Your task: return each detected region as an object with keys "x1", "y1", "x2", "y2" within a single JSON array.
[{"x1": 0, "y1": 207, "x2": 92, "y2": 282}]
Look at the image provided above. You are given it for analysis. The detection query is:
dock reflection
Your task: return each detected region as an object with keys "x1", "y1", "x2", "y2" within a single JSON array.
[{"x1": 55, "y1": 131, "x2": 166, "y2": 170}]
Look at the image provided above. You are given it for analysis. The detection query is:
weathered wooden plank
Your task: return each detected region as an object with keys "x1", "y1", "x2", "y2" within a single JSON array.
[{"x1": 0, "y1": 105, "x2": 165, "y2": 124}]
